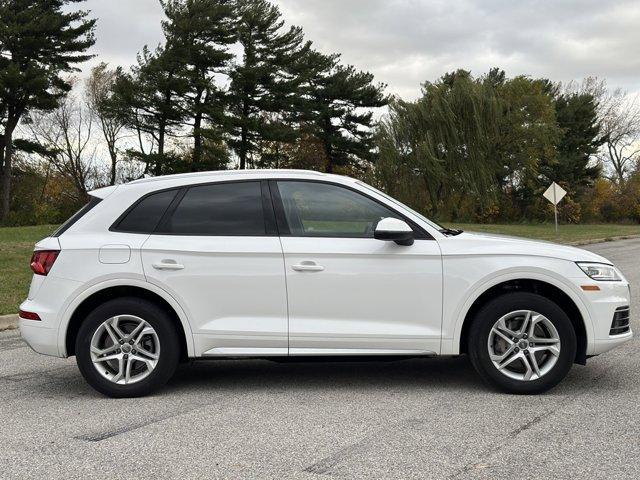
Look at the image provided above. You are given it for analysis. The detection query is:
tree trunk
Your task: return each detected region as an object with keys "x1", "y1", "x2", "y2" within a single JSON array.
[
  {"x1": 0, "y1": 117, "x2": 18, "y2": 221},
  {"x1": 155, "y1": 86, "x2": 173, "y2": 177},
  {"x1": 322, "y1": 117, "x2": 334, "y2": 173},
  {"x1": 193, "y1": 111, "x2": 203, "y2": 171},
  {"x1": 1, "y1": 139, "x2": 12, "y2": 222},
  {"x1": 192, "y1": 87, "x2": 205, "y2": 171},
  {"x1": 239, "y1": 96, "x2": 250, "y2": 170},
  {"x1": 239, "y1": 125, "x2": 247, "y2": 170},
  {"x1": 324, "y1": 157, "x2": 333, "y2": 173},
  {"x1": 108, "y1": 145, "x2": 117, "y2": 185},
  {"x1": 156, "y1": 121, "x2": 166, "y2": 177}
]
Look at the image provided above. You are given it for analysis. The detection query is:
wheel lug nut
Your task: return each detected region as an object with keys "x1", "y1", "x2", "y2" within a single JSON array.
[
  {"x1": 116, "y1": 349, "x2": 121, "y2": 353},
  {"x1": 514, "y1": 347, "x2": 519, "y2": 352},
  {"x1": 132, "y1": 350, "x2": 137, "y2": 354},
  {"x1": 124, "y1": 354, "x2": 128, "y2": 359},
  {"x1": 119, "y1": 340, "x2": 124, "y2": 344}
]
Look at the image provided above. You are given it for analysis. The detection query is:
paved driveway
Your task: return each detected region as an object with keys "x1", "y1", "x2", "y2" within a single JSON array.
[{"x1": 1, "y1": 238, "x2": 638, "y2": 479}]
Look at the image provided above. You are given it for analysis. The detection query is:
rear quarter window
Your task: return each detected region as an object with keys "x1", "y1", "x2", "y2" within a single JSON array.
[
  {"x1": 112, "y1": 189, "x2": 179, "y2": 234},
  {"x1": 52, "y1": 196, "x2": 102, "y2": 237}
]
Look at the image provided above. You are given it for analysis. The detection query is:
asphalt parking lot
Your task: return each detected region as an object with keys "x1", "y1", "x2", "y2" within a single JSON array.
[{"x1": 1, "y1": 238, "x2": 638, "y2": 479}]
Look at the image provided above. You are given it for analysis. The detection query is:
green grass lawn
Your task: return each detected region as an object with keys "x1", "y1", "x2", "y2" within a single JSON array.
[
  {"x1": 0, "y1": 225, "x2": 57, "y2": 315},
  {"x1": 0, "y1": 222, "x2": 639, "y2": 316},
  {"x1": 446, "y1": 223, "x2": 640, "y2": 243}
]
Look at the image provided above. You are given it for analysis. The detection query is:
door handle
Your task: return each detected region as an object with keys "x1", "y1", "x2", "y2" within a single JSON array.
[
  {"x1": 152, "y1": 260, "x2": 185, "y2": 271},
  {"x1": 292, "y1": 262, "x2": 324, "y2": 272}
]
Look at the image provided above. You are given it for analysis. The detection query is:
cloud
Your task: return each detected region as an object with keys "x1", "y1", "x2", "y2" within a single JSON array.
[
  {"x1": 79, "y1": 0, "x2": 164, "y2": 69},
  {"x1": 77, "y1": 0, "x2": 640, "y2": 99},
  {"x1": 274, "y1": 0, "x2": 640, "y2": 98}
]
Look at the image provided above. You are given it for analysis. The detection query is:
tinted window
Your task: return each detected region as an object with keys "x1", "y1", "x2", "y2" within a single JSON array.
[
  {"x1": 115, "y1": 189, "x2": 178, "y2": 233},
  {"x1": 276, "y1": 181, "x2": 401, "y2": 238},
  {"x1": 163, "y1": 182, "x2": 265, "y2": 236},
  {"x1": 53, "y1": 196, "x2": 102, "y2": 237}
]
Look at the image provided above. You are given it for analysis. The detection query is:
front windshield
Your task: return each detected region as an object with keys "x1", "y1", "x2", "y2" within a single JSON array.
[{"x1": 357, "y1": 182, "x2": 446, "y2": 232}]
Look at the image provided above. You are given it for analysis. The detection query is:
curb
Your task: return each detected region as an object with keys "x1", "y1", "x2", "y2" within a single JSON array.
[
  {"x1": 567, "y1": 234, "x2": 640, "y2": 246},
  {"x1": 0, "y1": 314, "x2": 18, "y2": 332}
]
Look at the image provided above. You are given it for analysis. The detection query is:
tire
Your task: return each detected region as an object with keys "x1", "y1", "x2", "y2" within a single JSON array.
[
  {"x1": 468, "y1": 292, "x2": 577, "y2": 394},
  {"x1": 76, "y1": 297, "x2": 180, "y2": 398}
]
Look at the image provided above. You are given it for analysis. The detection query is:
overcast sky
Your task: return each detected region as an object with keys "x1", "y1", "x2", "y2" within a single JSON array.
[{"x1": 80, "y1": 0, "x2": 640, "y2": 99}]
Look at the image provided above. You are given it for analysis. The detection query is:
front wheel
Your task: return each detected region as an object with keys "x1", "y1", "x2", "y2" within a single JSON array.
[
  {"x1": 75, "y1": 298, "x2": 180, "y2": 398},
  {"x1": 468, "y1": 292, "x2": 577, "y2": 394}
]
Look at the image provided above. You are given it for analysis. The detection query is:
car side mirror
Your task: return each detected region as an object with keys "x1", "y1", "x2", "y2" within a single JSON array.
[{"x1": 374, "y1": 218, "x2": 414, "y2": 246}]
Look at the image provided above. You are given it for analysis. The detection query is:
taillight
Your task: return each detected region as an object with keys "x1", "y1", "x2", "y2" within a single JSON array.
[{"x1": 30, "y1": 250, "x2": 59, "y2": 276}]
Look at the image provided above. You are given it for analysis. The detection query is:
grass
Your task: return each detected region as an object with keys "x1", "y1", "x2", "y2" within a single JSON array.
[
  {"x1": 0, "y1": 225, "x2": 57, "y2": 316},
  {"x1": 0, "y1": 222, "x2": 639, "y2": 316},
  {"x1": 446, "y1": 223, "x2": 640, "y2": 244}
]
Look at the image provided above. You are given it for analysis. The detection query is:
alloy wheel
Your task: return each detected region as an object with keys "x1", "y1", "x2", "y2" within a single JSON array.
[
  {"x1": 90, "y1": 315, "x2": 160, "y2": 385},
  {"x1": 487, "y1": 310, "x2": 561, "y2": 381}
]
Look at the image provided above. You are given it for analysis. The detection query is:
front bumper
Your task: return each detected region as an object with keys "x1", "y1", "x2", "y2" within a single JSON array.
[{"x1": 579, "y1": 280, "x2": 633, "y2": 356}]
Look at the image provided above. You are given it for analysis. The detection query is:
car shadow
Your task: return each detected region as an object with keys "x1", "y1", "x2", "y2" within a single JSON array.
[
  {"x1": 21, "y1": 351, "x2": 611, "y2": 400},
  {"x1": 164, "y1": 355, "x2": 486, "y2": 394}
]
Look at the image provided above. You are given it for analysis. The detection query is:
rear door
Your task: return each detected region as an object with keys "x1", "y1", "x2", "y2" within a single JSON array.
[
  {"x1": 139, "y1": 180, "x2": 288, "y2": 357},
  {"x1": 272, "y1": 180, "x2": 443, "y2": 355}
]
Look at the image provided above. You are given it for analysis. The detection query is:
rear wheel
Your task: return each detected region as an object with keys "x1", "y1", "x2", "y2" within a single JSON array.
[
  {"x1": 76, "y1": 298, "x2": 180, "y2": 398},
  {"x1": 468, "y1": 292, "x2": 576, "y2": 394}
]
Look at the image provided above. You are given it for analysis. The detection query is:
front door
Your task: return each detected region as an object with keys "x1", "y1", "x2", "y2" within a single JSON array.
[
  {"x1": 141, "y1": 180, "x2": 288, "y2": 357},
  {"x1": 272, "y1": 180, "x2": 443, "y2": 355}
]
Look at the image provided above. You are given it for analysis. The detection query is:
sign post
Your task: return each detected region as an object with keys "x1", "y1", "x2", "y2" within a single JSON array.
[{"x1": 543, "y1": 182, "x2": 567, "y2": 234}]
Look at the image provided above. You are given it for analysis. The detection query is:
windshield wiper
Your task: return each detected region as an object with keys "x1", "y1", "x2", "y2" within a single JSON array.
[{"x1": 440, "y1": 228, "x2": 464, "y2": 236}]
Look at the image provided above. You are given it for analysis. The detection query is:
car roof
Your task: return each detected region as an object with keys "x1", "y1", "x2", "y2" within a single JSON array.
[{"x1": 89, "y1": 169, "x2": 353, "y2": 198}]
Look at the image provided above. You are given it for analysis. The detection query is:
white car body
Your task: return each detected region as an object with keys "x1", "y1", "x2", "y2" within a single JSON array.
[{"x1": 20, "y1": 170, "x2": 632, "y2": 365}]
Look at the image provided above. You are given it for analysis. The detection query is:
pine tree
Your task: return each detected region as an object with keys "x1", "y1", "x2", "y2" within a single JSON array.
[
  {"x1": 111, "y1": 45, "x2": 188, "y2": 176},
  {"x1": 161, "y1": 0, "x2": 236, "y2": 171},
  {"x1": 301, "y1": 51, "x2": 388, "y2": 173},
  {"x1": 0, "y1": 0, "x2": 95, "y2": 220},
  {"x1": 542, "y1": 91, "x2": 603, "y2": 192},
  {"x1": 228, "y1": 0, "x2": 309, "y2": 169}
]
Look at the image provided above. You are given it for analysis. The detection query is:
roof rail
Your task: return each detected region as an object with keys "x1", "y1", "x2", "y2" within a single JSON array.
[{"x1": 128, "y1": 169, "x2": 326, "y2": 185}]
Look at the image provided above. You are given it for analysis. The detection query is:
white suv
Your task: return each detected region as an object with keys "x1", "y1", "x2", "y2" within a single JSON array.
[{"x1": 19, "y1": 170, "x2": 632, "y2": 397}]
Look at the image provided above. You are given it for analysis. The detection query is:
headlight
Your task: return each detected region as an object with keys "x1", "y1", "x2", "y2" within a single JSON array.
[{"x1": 577, "y1": 262, "x2": 622, "y2": 281}]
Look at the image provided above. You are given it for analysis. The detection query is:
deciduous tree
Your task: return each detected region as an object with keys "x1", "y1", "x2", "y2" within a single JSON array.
[
  {"x1": 376, "y1": 70, "x2": 499, "y2": 215},
  {"x1": 86, "y1": 63, "x2": 128, "y2": 185}
]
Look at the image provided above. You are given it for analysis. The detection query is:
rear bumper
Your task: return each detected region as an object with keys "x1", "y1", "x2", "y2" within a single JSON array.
[
  {"x1": 19, "y1": 319, "x2": 60, "y2": 357},
  {"x1": 19, "y1": 275, "x2": 83, "y2": 358}
]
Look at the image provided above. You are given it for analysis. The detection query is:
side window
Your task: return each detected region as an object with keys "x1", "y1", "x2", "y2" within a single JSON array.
[
  {"x1": 113, "y1": 189, "x2": 178, "y2": 234},
  {"x1": 276, "y1": 181, "x2": 402, "y2": 238},
  {"x1": 162, "y1": 181, "x2": 265, "y2": 236}
]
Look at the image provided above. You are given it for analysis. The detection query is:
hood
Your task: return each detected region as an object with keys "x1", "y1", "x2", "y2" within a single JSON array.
[{"x1": 439, "y1": 230, "x2": 612, "y2": 264}]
